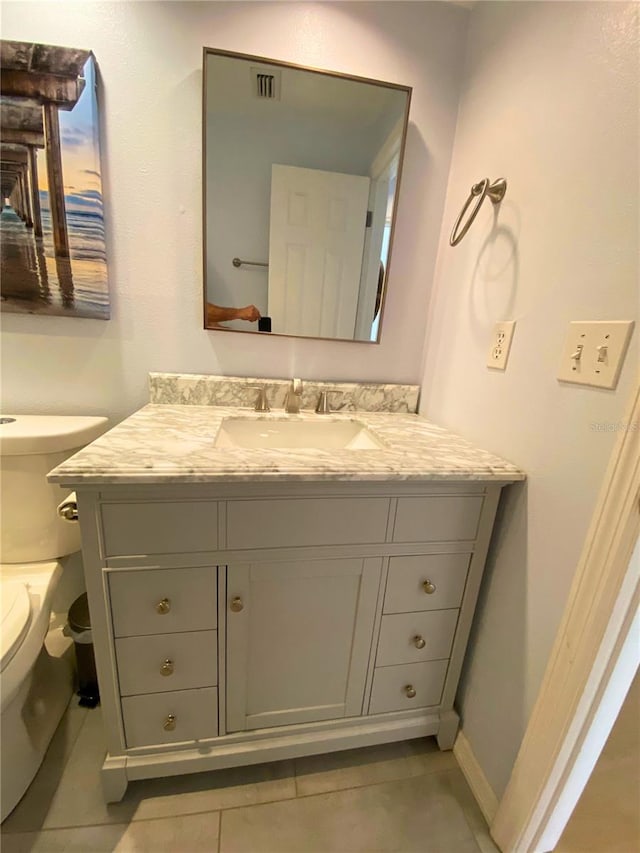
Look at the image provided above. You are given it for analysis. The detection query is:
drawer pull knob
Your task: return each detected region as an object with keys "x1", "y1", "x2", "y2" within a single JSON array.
[
  {"x1": 163, "y1": 714, "x2": 176, "y2": 731},
  {"x1": 156, "y1": 598, "x2": 171, "y2": 615},
  {"x1": 413, "y1": 635, "x2": 426, "y2": 649},
  {"x1": 404, "y1": 685, "x2": 417, "y2": 699},
  {"x1": 160, "y1": 659, "x2": 174, "y2": 676},
  {"x1": 423, "y1": 580, "x2": 436, "y2": 595},
  {"x1": 230, "y1": 596, "x2": 244, "y2": 613}
]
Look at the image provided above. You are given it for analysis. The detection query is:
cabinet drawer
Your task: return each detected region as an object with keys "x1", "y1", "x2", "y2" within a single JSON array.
[
  {"x1": 116, "y1": 630, "x2": 218, "y2": 696},
  {"x1": 227, "y1": 498, "x2": 390, "y2": 549},
  {"x1": 101, "y1": 501, "x2": 218, "y2": 557},
  {"x1": 122, "y1": 687, "x2": 218, "y2": 748},
  {"x1": 369, "y1": 660, "x2": 448, "y2": 715},
  {"x1": 384, "y1": 554, "x2": 470, "y2": 613},
  {"x1": 393, "y1": 496, "x2": 483, "y2": 542},
  {"x1": 109, "y1": 567, "x2": 217, "y2": 637},
  {"x1": 376, "y1": 610, "x2": 458, "y2": 666}
]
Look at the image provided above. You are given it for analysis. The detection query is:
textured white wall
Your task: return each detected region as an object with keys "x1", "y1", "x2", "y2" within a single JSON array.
[
  {"x1": 420, "y1": 1, "x2": 639, "y2": 797},
  {"x1": 0, "y1": 0, "x2": 468, "y2": 421}
]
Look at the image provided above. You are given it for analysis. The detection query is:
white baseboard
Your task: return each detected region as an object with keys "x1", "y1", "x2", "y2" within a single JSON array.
[{"x1": 454, "y1": 729, "x2": 499, "y2": 825}]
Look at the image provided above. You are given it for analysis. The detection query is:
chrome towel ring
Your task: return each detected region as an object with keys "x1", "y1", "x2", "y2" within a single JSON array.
[{"x1": 449, "y1": 177, "x2": 507, "y2": 246}]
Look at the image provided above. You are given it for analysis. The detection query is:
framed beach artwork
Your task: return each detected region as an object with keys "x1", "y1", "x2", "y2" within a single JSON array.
[{"x1": 0, "y1": 40, "x2": 109, "y2": 319}]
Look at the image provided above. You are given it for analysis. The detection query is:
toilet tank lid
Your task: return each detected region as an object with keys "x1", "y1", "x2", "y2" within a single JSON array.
[{"x1": 0, "y1": 415, "x2": 108, "y2": 456}]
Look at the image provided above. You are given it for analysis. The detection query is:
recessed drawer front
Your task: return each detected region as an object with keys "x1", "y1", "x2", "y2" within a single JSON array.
[
  {"x1": 109, "y1": 567, "x2": 217, "y2": 637},
  {"x1": 226, "y1": 498, "x2": 390, "y2": 550},
  {"x1": 369, "y1": 660, "x2": 448, "y2": 715},
  {"x1": 101, "y1": 501, "x2": 218, "y2": 557},
  {"x1": 376, "y1": 610, "x2": 458, "y2": 667},
  {"x1": 121, "y1": 687, "x2": 218, "y2": 749},
  {"x1": 384, "y1": 554, "x2": 470, "y2": 614},
  {"x1": 393, "y1": 496, "x2": 483, "y2": 543},
  {"x1": 115, "y1": 630, "x2": 218, "y2": 696}
]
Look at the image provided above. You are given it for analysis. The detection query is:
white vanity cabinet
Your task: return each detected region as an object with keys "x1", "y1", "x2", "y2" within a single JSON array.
[{"x1": 74, "y1": 481, "x2": 506, "y2": 802}]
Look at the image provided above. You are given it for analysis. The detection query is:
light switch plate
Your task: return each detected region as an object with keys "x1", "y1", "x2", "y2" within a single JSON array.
[
  {"x1": 487, "y1": 321, "x2": 516, "y2": 370},
  {"x1": 558, "y1": 321, "x2": 634, "y2": 389}
]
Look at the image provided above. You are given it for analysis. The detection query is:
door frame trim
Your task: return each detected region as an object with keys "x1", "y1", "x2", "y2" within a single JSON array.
[{"x1": 491, "y1": 381, "x2": 640, "y2": 852}]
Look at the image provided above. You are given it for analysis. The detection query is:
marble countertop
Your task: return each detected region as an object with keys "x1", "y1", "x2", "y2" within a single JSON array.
[{"x1": 48, "y1": 404, "x2": 525, "y2": 485}]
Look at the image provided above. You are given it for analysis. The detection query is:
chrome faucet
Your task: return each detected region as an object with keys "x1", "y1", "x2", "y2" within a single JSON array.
[
  {"x1": 315, "y1": 390, "x2": 332, "y2": 414},
  {"x1": 251, "y1": 385, "x2": 270, "y2": 412},
  {"x1": 284, "y1": 378, "x2": 303, "y2": 414}
]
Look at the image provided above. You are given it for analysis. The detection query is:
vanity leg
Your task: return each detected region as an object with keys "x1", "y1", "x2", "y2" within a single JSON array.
[
  {"x1": 436, "y1": 709, "x2": 460, "y2": 751},
  {"x1": 101, "y1": 755, "x2": 128, "y2": 803}
]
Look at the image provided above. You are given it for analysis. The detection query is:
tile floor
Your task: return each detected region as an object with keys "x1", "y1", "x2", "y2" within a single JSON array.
[{"x1": 2, "y1": 699, "x2": 498, "y2": 852}]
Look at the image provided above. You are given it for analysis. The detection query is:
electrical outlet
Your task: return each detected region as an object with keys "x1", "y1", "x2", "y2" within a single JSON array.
[
  {"x1": 558, "y1": 321, "x2": 634, "y2": 389},
  {"x1": 487, "y1": 321, "x2": 516, "y2": 370}
]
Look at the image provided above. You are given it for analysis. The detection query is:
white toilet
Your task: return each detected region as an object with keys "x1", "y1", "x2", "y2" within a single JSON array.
[{"x1": 0, "y1": 414, "x2": 107, "y2": 822}]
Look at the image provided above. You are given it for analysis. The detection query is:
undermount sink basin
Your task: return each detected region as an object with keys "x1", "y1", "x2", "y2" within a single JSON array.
[{"x1": 214, "y1": 417, "x2": 385, "y2": 450}]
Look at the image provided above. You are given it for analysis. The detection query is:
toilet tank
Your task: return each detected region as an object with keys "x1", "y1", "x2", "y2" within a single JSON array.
[{"x1": 0, "y1": 415, "x2": 108, "y2": 564}]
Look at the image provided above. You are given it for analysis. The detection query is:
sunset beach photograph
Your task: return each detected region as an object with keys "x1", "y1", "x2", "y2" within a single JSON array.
[{"x1": 1, "y1": 40, "x2": 109, "y2": 319}]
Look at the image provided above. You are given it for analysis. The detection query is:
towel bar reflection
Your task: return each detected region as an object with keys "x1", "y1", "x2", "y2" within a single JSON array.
[
  {"x1": 232, "y1": 257, "x2": 269, "y2": 268},
  {"x1": 449, "y1": 177, "x2": 507, "y2": 247}
]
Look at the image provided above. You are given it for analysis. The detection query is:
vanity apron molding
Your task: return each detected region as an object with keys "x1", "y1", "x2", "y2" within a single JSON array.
[{"x1": 69, "y1": 479, "x2": 509, "y2": 803}]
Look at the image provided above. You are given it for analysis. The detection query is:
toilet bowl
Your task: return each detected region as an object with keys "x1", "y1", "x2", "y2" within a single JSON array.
[{"x1": 0, "y1": 414, "x2": 107, "y2": 822}]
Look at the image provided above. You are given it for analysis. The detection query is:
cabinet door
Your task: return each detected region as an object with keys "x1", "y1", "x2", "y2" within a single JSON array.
[{"x1": 226, "y1": 557, "x2": 381, "y2": 732}]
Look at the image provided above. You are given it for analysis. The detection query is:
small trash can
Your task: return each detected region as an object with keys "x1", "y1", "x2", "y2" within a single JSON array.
[{"x1": 65, "y1": 593, "x2": 100, "y2": 708}]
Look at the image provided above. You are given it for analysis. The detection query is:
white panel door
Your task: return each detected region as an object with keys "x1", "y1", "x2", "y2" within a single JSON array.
[
  {"x1": 226, "y1": 557, "x2": 382, "y2": 732},
  {"x1": 268, "y1": 165, "x2": 370, "y2": 338}
]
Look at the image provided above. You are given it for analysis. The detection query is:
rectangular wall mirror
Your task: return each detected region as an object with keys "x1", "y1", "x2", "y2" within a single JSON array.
[{"x1": 203, "y1": 48, "x2": 411, "y2": 343}]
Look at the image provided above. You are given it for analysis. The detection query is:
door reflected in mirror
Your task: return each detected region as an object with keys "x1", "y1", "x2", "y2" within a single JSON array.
[{"x1": 203, "y1": 49, "x2": 411, "y2": 343}]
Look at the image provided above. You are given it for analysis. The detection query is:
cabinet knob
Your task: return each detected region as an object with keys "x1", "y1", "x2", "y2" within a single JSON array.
[
  {"x1": 422, "y1": 580, "x2": 436, "y2": 595},
  {"x1": 413, "y1": 635, "x2": 426, "y2": 649},
  {"x1": 160, "y1": 659, "x2": 174, "y2": 677},
  {"x1": 163, "y1": 714, "x2": 176, "y2": 731},
  {"x1": 404, "y1": 685, "x2": 417, "y2": 699},
  {"x1": 156, "y1": 597, "x2": 171, "y2": 614},
  {"x1": 230, "y1": 596, "x2": 244, "y2": 613}
]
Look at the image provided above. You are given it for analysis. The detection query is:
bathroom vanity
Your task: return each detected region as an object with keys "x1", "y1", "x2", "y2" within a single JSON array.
[{"x1": 49, "y1": 374, "x2": 523, "y2": 802}]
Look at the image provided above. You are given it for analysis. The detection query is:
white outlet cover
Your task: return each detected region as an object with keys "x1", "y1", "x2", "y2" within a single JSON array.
[
  {"x1": 487, "y1": 321, "x2": 516, "y2": 370},
  {"x1": 557, "y1": 321, "x2": 634, "y2": 389}
]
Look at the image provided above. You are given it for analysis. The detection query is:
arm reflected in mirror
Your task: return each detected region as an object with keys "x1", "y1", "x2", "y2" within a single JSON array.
[{"x1": 206, "y1": 302, "x2": 261, "y2": 328}]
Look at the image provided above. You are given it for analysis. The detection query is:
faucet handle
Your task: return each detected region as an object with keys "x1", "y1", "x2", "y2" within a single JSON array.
[
  {"x1": 315, "y1": 390, "x2": 332, "y2": 414},
  {"x1": 251, "y1": 385, "x2": 270, "y2": 412},
  {"x1": 284, "y1": 377, "x2": 303, "y2": 414}
]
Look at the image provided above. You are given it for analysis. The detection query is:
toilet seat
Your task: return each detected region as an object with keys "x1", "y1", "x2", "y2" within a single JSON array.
[
  {"x1": 1, "y1": 581, "x2": 32, "y2": 672},
  {"x1": 0, "y1": 561, "x2": 63, "y2": 710}
]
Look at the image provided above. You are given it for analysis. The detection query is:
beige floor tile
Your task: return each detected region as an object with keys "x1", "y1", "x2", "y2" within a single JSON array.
[
  {"x1": 39, "y1": 707, "x2": 296, "y2": 828},
  {"x1": 1, "y1": 811, "x2": 220, "y2": 853},
  {"x1": 1, "y1": 698, "x2": 88, "y2": 833},
  {"x1": 123, "y1": 760, "x2": 297, "y2": 823},
  {"x1": 403, "y1": 736, "x2": 460, "y2": 774},
  {"x1": 295, "y1": 736, "x2": 456, "y2": 797},
  {"x1": 440, "y1": 769, "x2": 499, "y2": 853},
  {"x1": 220, "y1": 768, "x2": 481, "y2": 853}
]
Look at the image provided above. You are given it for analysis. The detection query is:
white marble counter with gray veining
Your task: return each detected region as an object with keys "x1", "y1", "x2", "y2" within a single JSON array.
[{"x1": 48, "y1": 402, "x2": 525, "y2": 486}]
